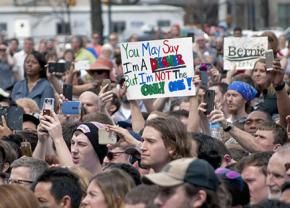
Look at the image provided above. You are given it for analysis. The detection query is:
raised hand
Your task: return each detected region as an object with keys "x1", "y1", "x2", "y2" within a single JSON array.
[{"x1": 0, "y1": 115, "x2": 12, "y2": 137}]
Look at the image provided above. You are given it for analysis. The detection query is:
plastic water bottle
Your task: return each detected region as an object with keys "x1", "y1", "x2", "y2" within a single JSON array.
[{"x1": 209, "y1": 122, "x2": 223, "y2": 140}]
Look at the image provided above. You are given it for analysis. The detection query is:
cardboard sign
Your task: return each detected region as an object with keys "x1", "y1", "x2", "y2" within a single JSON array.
[
  {"x1": 224, "y1": 37, "x2": 268, "y2": 70},
  {"x1": 120, "y1": 37, "x2": 195, "y2": 100}
]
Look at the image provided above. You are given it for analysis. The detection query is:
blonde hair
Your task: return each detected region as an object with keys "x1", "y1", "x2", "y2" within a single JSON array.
[
  {"x1": 69, "y1": 166, "x2": 92, "y2": 195},
  {"x1": 0, "y1": 184, "x2": 40, "y2": 208},
  {"x1": 16, "y1": 98, "x2": 40, "y2": 113},
  {"x1": 89, "y1": 169, "x2": 135, "y2": 208}
]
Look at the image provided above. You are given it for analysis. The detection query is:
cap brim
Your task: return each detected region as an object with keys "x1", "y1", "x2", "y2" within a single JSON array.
[
  {"x1": 87, "y1": 67, "x2": 111, "y2": 71},
  {"x1": 142, "y1": 172, "x2": 183, "y2": 187}
]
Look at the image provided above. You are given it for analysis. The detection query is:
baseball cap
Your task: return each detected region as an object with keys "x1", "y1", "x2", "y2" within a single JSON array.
[
  {"x1": 23, "y1": 113, "x2": 40, "y2": 126},
  {"x1": 142, "y1": 158, "x2": 220, "y2": 191},
  {"x1": 75, "y1": 122, "x2": 108, "y2": 163}
]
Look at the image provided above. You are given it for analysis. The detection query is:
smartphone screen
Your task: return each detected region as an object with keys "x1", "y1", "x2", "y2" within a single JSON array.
[
  {"x1": 265, "y1": 49, "x2": 274, "y2": 71},
  {"x1": 204, "y1": 90, "x2": 215, "y2": 115},
  {"x1": 63, "y1": 84, "x2": 73, "y2": 100},
  {"x1": 20, "y1": 141, "x2": 32, "y2": 157},
  {"x1": 98, "y1": 129, "x2": 117, "y2": 144},
  {"x1": 200, "y1": 71, "x2": 208, "y2": 87}
]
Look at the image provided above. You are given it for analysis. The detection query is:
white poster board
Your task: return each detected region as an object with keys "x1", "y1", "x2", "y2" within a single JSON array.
[
  {"x1": 224, "y1": 37, "x2": 268, "y2": 70},
  {"x1": 120, "y1": 37, "x2": 195, "y2": 100}
]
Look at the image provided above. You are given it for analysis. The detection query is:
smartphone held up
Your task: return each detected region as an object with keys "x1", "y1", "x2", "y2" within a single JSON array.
[
  {"x1": 265, "y1": 49, "x2": 274, "y2": 71},
  {"x1": 204, "y1": 90, "x2": 215, "y2": 115},
  {"x1": 42, "y1": 98, "x2": 55, "y2": 116}
]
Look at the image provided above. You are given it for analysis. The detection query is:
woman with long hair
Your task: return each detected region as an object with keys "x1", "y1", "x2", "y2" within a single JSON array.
[{"x1": 82, "y1": 169, "x2": 135, "y2": 208}]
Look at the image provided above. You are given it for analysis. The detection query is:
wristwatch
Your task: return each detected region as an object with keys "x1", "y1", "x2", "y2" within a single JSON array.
[
  {"x1": 274, "y1": 82, "x2": 285, "y2": 91},
  {"x1": 222, "y1": 121, "x2": 233, "y2": 132}
]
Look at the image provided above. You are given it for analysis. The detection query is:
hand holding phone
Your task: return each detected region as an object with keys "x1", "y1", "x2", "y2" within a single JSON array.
[{"x1": 101, "y1": 79, "x2": 111, "y2": 92}]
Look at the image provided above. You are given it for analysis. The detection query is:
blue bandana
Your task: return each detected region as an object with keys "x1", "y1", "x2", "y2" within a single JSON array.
[{"x1": 228, "y1": 81, "x2": 257, "y2": 101}]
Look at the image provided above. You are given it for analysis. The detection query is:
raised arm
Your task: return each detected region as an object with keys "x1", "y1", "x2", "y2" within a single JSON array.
[
  {"x1": 271, "y1": 60, "x2": 290, "y2": 127},
  {"x1": 130, "y1": 100, "x2": 145, "y2": 133},
  {"x1": 40, "y1": 112, "x2": 74, "y2": 166},
  {"x1": 209, "y1": 109, "x2": 262, "y2": 153}
]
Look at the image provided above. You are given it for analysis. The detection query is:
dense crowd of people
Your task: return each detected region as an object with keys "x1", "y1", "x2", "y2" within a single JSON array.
[{"x1": 0, "y1": 23, "x2": 289, "y2": 208}]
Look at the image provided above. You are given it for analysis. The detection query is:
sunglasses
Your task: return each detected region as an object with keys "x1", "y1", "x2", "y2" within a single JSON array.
[
  {"x1": 268, "y1": 37, "x2": 274, "y2": 42},
  {"x1": 92, "y1": 70, "x2": 109, "y2": 75},
  {"x1": 106, "y1": 151, "x2": 126, "y2": 161},
  {"x1": 0, "y1": 48, "x2": 6, "y2": 51}
]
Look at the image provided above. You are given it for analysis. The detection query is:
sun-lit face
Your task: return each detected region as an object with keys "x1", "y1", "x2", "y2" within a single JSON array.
[
  {"x1": 225, "y1": 90, "x2": 246, "y2": 113},
  {"x1": 244, "y1": 111, "x2": 269, "y2": 135},
  {"x1": 34, "y1": 182, "x2": 60, "y2": 208},
  {"x1": 82, "y1": 181, "x2": 107, "y2": 208},
  {"x1": 24, "y1": 54, "x2": 41, "y2": 77},
  {"x1": 154, "y1": 185, "x2": 193, "y2": 208},
  {"x1": 252, "y1": 62, "x2": 270, "y2": 88},
  {"x1": 241, "y1": 165, "x2": 268, "y2": 204},
  {"x1": 254, "y1": 129, "x2": 276, "y2": 152},
  {"x1": 70, "y1": 131, "x2": 99, "y2": 173},
  {"x1": 266, "y1": 155, "x2": 287, "y2": 199},
  {"x1": 141, "y1": 126, "x2": 171, "y2": 172}
]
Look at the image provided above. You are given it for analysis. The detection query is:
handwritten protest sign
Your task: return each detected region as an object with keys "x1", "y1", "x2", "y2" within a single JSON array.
[
  {"x1": 120, "y1": 37, "x2": 195, "y2": 100},
  {"x1": 224, "y1": 37, "x2": 268, "y2": 70}
]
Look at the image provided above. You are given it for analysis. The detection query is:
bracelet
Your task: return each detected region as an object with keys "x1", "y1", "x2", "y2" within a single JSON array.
[{"x1": 274, "y1": 82, "x2": 285, "y2": 91}]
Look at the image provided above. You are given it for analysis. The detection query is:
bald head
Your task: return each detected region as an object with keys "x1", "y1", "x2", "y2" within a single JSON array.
[{"x1": 79, "y1": 91, "x2": 100, "y2": 114}]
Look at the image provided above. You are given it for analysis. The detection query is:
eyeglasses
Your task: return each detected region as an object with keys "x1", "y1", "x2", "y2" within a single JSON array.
[
  {"x1": 107, "y1": 151, "x2": 126, "y2": 161},
  {"x1": 0, "y1": 48, "x2": 6, "y2": 51},
  {"x1": 8, "y1": 178, "x2": 34, "y2": 185}
]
